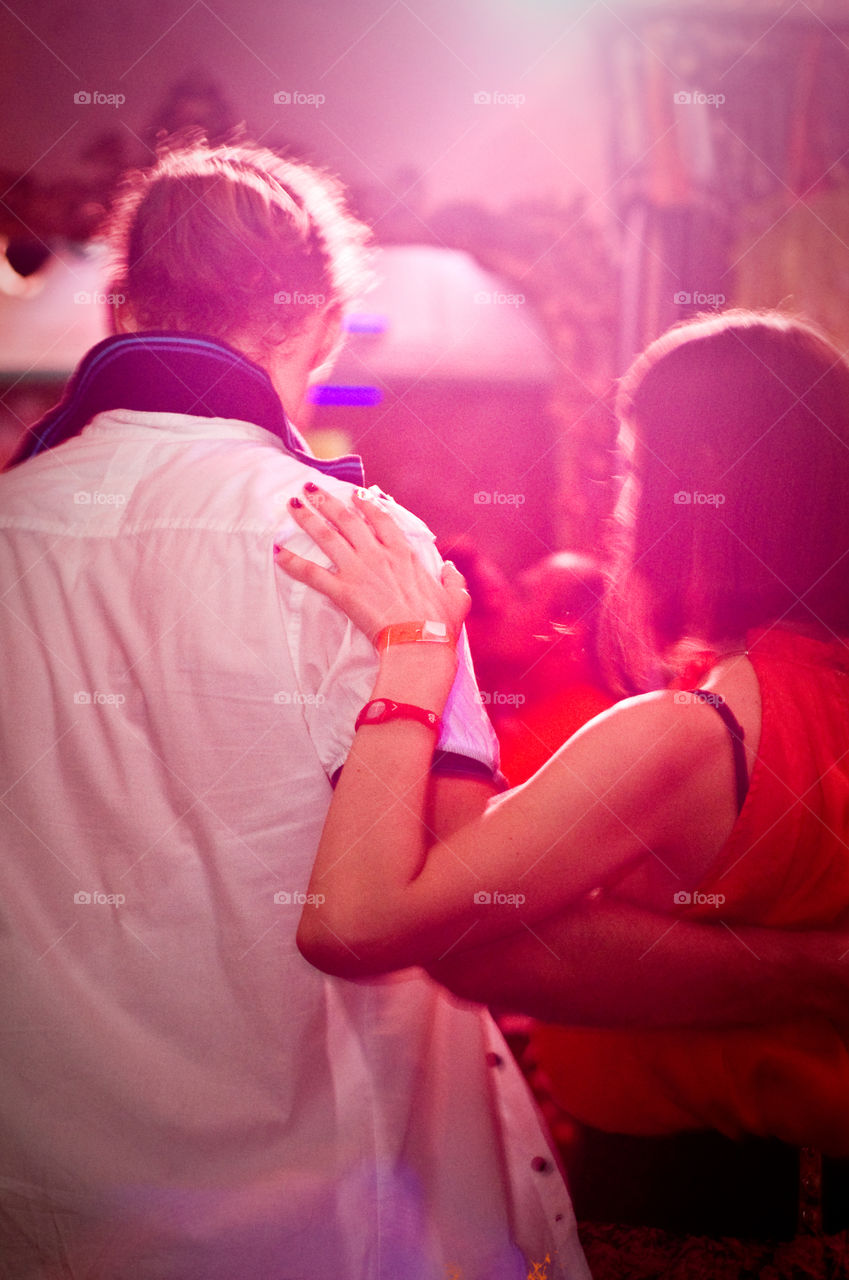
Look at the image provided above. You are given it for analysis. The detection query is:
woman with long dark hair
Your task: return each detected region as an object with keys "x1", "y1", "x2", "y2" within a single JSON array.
[{"x1": 279, "y1": 309, "x2": 849, "y2": 1159}]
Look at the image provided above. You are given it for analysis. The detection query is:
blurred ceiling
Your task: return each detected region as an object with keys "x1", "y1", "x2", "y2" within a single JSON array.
[{"x1": 0, "y1": 0, "x2": 611, "y2": 212}]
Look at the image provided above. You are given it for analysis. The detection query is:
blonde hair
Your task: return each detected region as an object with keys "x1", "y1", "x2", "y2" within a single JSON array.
[{"x1": 104, "y1": 131, "x2": 372, "y2": 358}]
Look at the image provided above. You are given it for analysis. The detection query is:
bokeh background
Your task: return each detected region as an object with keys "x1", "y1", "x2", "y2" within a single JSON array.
[
  {"x1": 6, "y1": 6, "x2": 849, "y2": 1271},
  {"x1": 3, "y1": 0, "x2": 849, "y2": 569}
]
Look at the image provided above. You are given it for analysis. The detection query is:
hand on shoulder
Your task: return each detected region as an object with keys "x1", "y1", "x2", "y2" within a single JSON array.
[{"x1": 275, "y1": 484, "x2": 470, "y2": 646}]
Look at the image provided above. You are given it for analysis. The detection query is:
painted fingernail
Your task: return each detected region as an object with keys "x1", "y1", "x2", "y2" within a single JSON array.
[
  {"x1": 290, "y1": 496, "x2": 303, "y2": 509},
  {"x1": 304, "y1": 481, "x2": 319, "y2": 493},
  {"x1": 273, "y1": 543, "x2": 282, "y2": 555}
]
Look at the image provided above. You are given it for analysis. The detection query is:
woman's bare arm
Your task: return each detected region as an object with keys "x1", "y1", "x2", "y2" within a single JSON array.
[
  {"x1": 278, "y1": 486, "x2": 739, "y2": 977},
  {"x1": 427, "y1": 897, "x2": 849, "y2": 1029}
]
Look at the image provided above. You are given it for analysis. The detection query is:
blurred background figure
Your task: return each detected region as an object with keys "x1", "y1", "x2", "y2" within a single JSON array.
[
  {"x1": 501, "y1": 552, "x2": 615, "y2": 786},
  {"x1": 442, "y1": 540, "x2": 615, "y2": 786}
]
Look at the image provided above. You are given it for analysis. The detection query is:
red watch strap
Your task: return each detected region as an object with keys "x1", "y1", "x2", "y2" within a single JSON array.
[{"x1": 354, "y1": 699, "x2": 442, "y2": 735}]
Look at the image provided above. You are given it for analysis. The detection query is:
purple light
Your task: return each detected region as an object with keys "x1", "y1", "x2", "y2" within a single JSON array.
[
  {"x1": 308, "y1": 385, "x2": 383, "y2": 406},
  {"x1": 343, "y1": 313, "x2": 389, "y2": 334}
]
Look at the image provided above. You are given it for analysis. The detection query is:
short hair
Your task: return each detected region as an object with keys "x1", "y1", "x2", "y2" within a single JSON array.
[
  {"x1": 601, "y1": 309, "x2": 849, "y2": 689},
  {"x1": 104, "y1": 131, "x2": 371, "y2": 355}
]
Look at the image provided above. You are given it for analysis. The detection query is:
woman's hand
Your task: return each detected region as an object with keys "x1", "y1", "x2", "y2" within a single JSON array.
[{"x1": 275, "y1": 484, "x2": 470, "y2": 645}]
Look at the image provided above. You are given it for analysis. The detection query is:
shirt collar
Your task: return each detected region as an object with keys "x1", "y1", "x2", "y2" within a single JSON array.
[
  {"x1": 9, "y1": 331, "x2": 365, "y2": 486},
  {"x1": 80, "y1": 407, "x2": 294, "y2": 449}
]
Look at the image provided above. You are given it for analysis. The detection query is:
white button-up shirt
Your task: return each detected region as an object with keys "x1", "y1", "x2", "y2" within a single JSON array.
[{"x1": 0, "y1": 409, "x2": 589, "y2": 1279}]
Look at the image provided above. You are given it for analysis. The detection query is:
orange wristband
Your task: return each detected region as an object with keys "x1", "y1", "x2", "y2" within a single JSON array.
[{"x1": 374, "y1": 620, "x2": 455, "y2": 650}]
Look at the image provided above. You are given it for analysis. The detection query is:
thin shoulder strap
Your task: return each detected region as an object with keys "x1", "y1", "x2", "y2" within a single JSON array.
[{"x1": 691, "y1": 690, "x2": 749, "y2": 814}]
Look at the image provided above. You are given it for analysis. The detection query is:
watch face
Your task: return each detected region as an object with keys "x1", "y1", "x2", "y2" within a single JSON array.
[{"x1": 366, "y1": 700, "x2": 387, "y2": 720}]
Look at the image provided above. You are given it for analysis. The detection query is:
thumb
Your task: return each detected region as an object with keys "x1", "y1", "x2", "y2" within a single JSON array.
[
  {"x1": 441, "y1": 560, "x2": 467, "y2": 589},
  {"x1": 441, "y1": 560, "x2": 471, "y2": 629}
]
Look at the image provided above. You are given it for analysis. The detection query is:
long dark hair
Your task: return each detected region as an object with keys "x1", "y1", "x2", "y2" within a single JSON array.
[{"x1": 601, "y1": 309, "x2": 849, "y2": 691}]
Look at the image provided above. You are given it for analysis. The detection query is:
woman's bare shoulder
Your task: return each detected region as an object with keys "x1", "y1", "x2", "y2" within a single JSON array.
[
  {"x1": 527, "y1": 682, "x2": 748, "y2": 893},
  {"x1": 542, "y1": 686, "x2": 733, "y2": 771}
]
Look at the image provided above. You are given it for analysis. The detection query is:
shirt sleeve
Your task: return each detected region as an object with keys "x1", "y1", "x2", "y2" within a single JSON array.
[{"x1": 275, "y1": 482, "x2": 502, "y2": 784}]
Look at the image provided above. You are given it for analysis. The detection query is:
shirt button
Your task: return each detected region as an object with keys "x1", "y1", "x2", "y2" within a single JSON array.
[
  {"x1": 485, "y1": 1052, "x2": 503, "y2": 1068},
  {"x1": 531, "y1": 1157, "x2": 552, "y2": 1174}
]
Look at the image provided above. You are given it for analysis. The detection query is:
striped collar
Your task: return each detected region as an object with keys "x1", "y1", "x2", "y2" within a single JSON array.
[{"x1": 8, "y1": 331, "x2": 365, "y2": 485}]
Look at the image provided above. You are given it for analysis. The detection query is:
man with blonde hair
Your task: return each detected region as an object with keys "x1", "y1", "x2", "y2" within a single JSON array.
[{"x1": 0, "y1": 137, "x2": 588, "y2": 1279}]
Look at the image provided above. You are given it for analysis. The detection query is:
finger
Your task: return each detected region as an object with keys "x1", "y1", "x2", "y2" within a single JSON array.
[
  {"x1": 287, "y1": 495, "x2": 362, "y2": 567},
  {"x1": 301, "y1": 484, "x2": 374, "y2": 551},
  {"x1": 274, "y1": 544, "x2": 351, "y2": 609},
  {"x1": 351, "y1": 488, "x2": 412, "y2": 550},
  {"x1": 440, "y1": 561, "x2": 472, "y2": 627},
  {"x1": 441, "y1": 560, "x2": 467, "y2": 590}
]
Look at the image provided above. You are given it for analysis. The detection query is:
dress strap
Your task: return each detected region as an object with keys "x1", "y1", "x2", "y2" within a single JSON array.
[{"x1": 691, "y1": 690, "x2": 749, "y2": 814}]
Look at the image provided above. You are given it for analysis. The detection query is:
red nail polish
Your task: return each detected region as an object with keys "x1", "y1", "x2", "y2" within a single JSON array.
[
  {"x1": 290, "y1": 496, "x2": 303, "y2": 509},
  {"x1": 304, "y1": 481, "x2": 319, "y2": 493}
]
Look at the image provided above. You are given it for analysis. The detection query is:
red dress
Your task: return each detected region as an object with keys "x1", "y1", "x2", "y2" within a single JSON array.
[{"x1": 532, "y1": 627, "x2": 849, "y2": 1155}]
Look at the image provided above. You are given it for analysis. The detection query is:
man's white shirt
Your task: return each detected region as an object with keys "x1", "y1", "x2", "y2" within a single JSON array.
[{"x1": 0, "y1": 409, "x2": 589, "y2": 1279}]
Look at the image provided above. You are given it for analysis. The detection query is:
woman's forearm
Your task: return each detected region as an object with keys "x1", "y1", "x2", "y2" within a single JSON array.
[
  {"x1": 428, "y1": 899, "x2": 849, "y2": 1030},
  {"x1": 297, "y1": 644, "x2": 461, "y2": 972}
]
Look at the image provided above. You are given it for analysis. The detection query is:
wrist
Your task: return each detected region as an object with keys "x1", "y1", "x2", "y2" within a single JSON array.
[
  {"x1": 372, "y1": 643, "x2": 458, "y2": 709},
  {"x1": 374, "y1": 620, "x2": 455, "y2": 650},
  {"x1": 355, "y1": 699, "x2": 443, "y2": 736}
]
